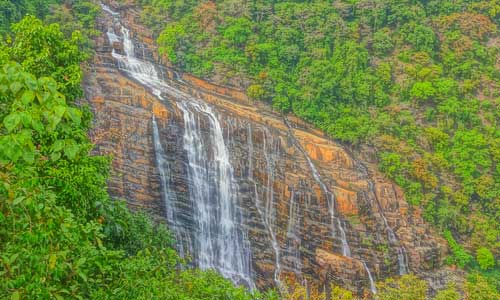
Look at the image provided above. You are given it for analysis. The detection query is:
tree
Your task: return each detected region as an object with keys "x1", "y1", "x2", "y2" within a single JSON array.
[
  {"x1": 221, "y1": 17, "x2": 253, "y2": 47},
  {"x1": 4, "y1": 16, "x2": 88, "y2": 99},
  {"x1": 435, "y1": 283, "x2": 460, "y2": 300},
  {"x1": 410, "y1": 81, "x2": 436, "y2": 103},
  {"x1": 475, "y1": 247, "x2": 495, "y2": 270},
  {"x1": 443, "y1": 230, "x2": 472, "y2": 268},
  {"x1": 401, "y1": 23, "x2": 437, "y2": 53},
  {"x1": 373, "y1": 29, "x2": 394, "y2": 56},
  {"x1": 158, "y1": 22, "x2": 187, "y2": 64},
  {"x1": 465, "y1": 274, "x2": 500, "y2": 300},
  {"x1": 376, "y1": 274, "x2": 428, "y2": 300}
]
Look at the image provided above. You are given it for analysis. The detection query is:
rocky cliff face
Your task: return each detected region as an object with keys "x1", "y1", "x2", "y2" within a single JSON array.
[{"x1": 84, "y1": 1, "x2": 447, "y2": 295}]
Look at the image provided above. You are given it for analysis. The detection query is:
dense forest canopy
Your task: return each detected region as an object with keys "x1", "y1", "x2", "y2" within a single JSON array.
[
  {"x1": 133, "y1": 0, "x2": 499, "y2": 289},
  {"x1": 0, "y1": 0, "x2": 498, "y2": 299}
]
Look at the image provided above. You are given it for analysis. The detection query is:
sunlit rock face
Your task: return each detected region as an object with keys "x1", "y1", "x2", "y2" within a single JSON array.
[{"x1": 84, "y1": 1, "x2": 447, "y2": 295}]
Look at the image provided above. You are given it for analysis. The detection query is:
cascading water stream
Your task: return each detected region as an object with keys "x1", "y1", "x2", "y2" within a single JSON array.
[
  {"x1": 177, "y1": 101, "x2": 254, "y2": 287},
  {"x1": 282, "y1": 118, "x2": 350, "y2": 256},
  {"x1": 152, "y1": 115, "x2": 193, "y2": 258},
  {"x1": 362, "y1": 261, "x2": 377, "y2": 294},
  {"x1": 283, "y1": 118, "x2": 377, "y2": 294},
  {"x1": 101, "y1": 4, "x2": 254, "y2": 289},
  {"x1": 286, "y1": 190, "x2": 302, "y2": 277},
  {"x1": 247, "y1": 124, "x2": 284, "y2": 291},
  {"x1": 367, "y1": 181, "x2": 410, "y2": 275}
]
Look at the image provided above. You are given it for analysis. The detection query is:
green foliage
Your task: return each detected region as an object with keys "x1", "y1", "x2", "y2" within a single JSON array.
[
  {"x1": 465, "y1": 273, "x2": 500, "y2": 300},
  {"x1": 375, "y1": 274, "x2": 428, "y2": 300},
  {"x1": 435, "y1": 283, "x2": 460, "y2": 300},
  {"x1": 475, "y1": 247, "x2": 495, "y2": 271},
  {"x1": 401, "y1": 23, "x2": 437, "y2": 53},
  {"x1": 444, "y1": 230, "x2": 472, "y2": 268},
  {"x1": 158, "y1": 22, "x2": 186, "y2": 64},
  {"x1": 373, "y1": 29, "x2": 394, "y2": 57},
  {"x1": 0, "y1": 0, "x2": 59, "y2": 34},
  {"x1": 2, "y1": 16, "x2": 87, "y2": 99},
  {"x1": 0, "y1": 63, "x2": 84, "y2": 164}
]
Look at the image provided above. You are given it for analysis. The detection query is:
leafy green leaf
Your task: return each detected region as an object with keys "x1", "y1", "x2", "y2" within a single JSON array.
[
  {"x1": 67, "y1": 107, "x2": 81, "y2": 125},
  {"x1": 10, "y1": 291, "x2": 20, "y2": 300},
  {"x1": 50, "y1": 151, "x2": 61, "y2": 161},
  {"x1": 52, "y1": 140, "x2": 64, "y2": 152},
  {"x1": 64, "y1": 143, "x2": 79, "y2": 160},
  {"x1": 19, "y1": 112, "x2": 32, "y2": 127},
  {"x1": 31, "y1": 118, "x2": 44, "y2": 133},
  {"x1": 13, "y1": 197, "x2": 25, "y2": 205},
  {"x1": 24, "y1": 75, "x2": 38, "y2": 90},
  {"x1": 3, "y1": 113, "x2": 21, "y2": 132},
  {"x1": 20, "y1": 90, "x2": 35, "y2": 105},
  {"x1": 54, "y1": 105, "x2": 67, "y2": 119},
  {"x1": 9, "y1": 82, "x2": 22, "y2": 94},
  {"x1": 22, "y1": 150, "x2": 35, "y2": 164}
]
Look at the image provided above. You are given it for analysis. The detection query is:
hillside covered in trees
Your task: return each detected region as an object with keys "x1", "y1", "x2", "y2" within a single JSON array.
[{"x1": 0, "y1": 0, "x2": 499, "y2": 299}]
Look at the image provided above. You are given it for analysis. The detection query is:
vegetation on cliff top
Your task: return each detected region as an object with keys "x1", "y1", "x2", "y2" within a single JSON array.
[{"x1": 136, "y1": 0, "x2": 499, "y2": 289}]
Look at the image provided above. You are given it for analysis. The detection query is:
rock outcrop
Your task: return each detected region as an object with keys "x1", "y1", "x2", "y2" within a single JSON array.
[{"x1": 84, "y1": 1, "x2": 447, "y2": 295}]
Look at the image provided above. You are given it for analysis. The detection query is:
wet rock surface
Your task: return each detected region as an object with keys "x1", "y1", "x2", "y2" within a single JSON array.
[{"x1": 84, "y1": 1, "x2": 448, "y2": 294}]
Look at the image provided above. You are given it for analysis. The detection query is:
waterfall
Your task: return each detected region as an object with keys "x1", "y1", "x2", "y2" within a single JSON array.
[
  {"x1": 397, "y1": 247, "x2": 409, "y2": 275},
  {"x1": 368, "y1": 181, "x2": 410, "y2": 275},
  {"x1": 362, "y1": 261, "x2": 377, "y2": 294},
  {"x1": 152, "y1": 116, "x2": 190, "y2": 257},
  {"x1": 101, "y1": 3, "x2": 119, "y2": 16},
  {"x1": 101, "y1": 4, "x2": 254, "y2": 289},
  {"x1": 287, "y1": 190, "x2": 302, "y2": 276},
  {"x1": 263, "y1": 130, "x2": 283, "y2": 291},
  {"x1": 283, "y1": 118, "x2": 380, "y2": 294},
  {"x1": 283, "y1": 118, "x2": 350, "y2": 256},
  {"x1": 247, "y1": 124, "x2": 283, "y2": 290},
  {"x1": 177, "y1": 100, "x2": 254, "y2": 288}
]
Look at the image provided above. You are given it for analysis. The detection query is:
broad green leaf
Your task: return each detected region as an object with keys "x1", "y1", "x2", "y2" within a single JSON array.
[
  {"x1": 9, "y1": 82, "x2": 22, "y2": 94},
  {"x1": 22, "y1": 150, "x2": 35, "y2": 164},
  {"x1": 10, "y1": 291, "x2": 19, "y2": 300},
  {"x1": 64, "y1": 143, "x2": 79, "y2": 160},
  {"x1": 24, "y1": 75, "x2": 38, "y2": 90},
  {"x1": 48, "y1": 114, "x2": 62, "y2": 131},
  {"x1": 3, "y1": 113, "x2": 21, "y2": 132},
  {"x1": 66, "y1": 107, "x2": 81, "y2": 124},
  {"x1": 13, "y1": 197, "x2": 25, "y2": 205},
  {"x1": 20, "y1": 112, "x2": 32, "y2": 127},
  {"x1": 52, "y1": 140, "x2": 64, "y2": 152},
  {"x1": 54, "y1": 105, "x2": 67, "y2": 119},
  {"x1": 20, "y1": 90, "x2": 35, "y2": 105},
  {"x1": 31, "y1": 118, "x2": 44, "y2": 133},
  {"x1": 50, "y1": 151, "x2": 61, "y2": 161}
]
